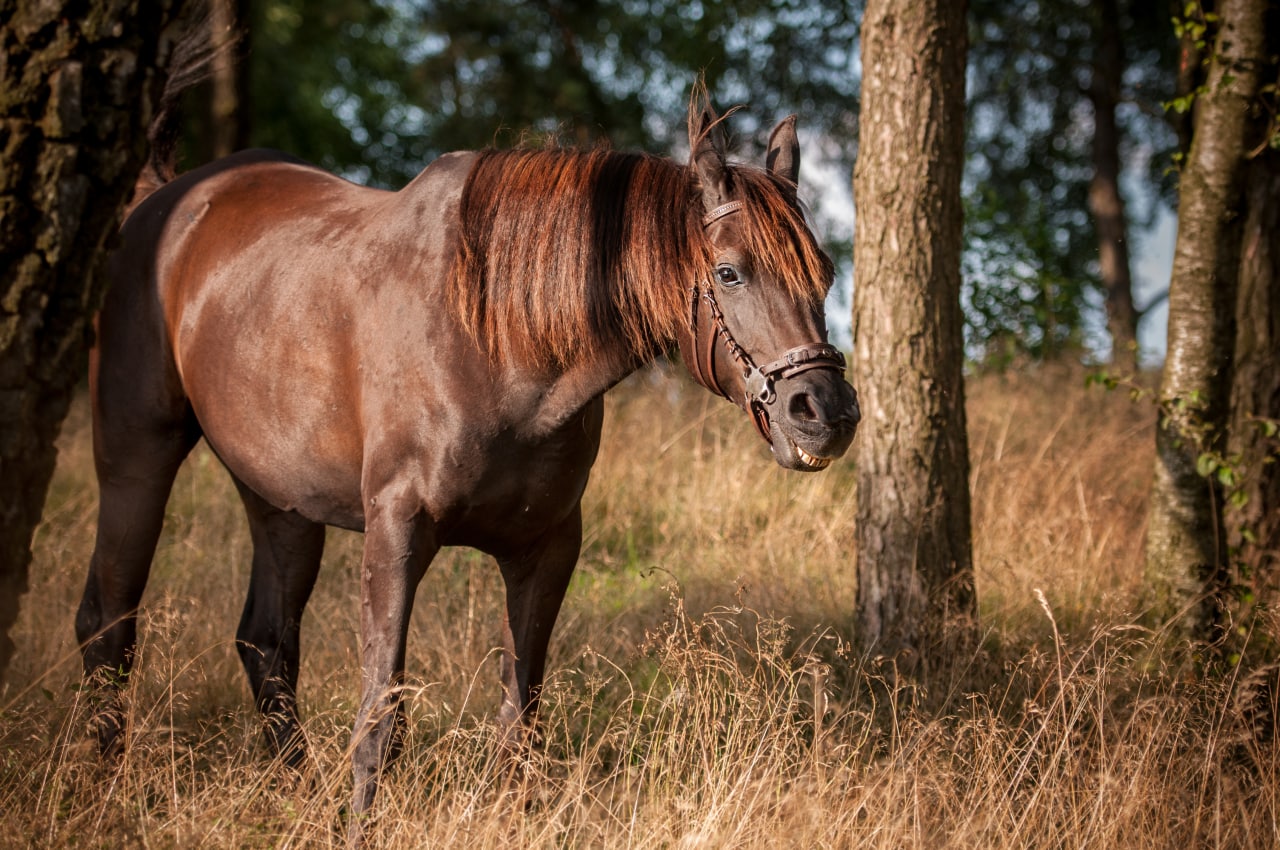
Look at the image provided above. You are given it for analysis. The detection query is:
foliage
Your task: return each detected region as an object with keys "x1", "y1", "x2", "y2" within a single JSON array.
[
  {"x1": 226, "y1": 0, "x2": 859, "y2": 189},
  {"x1": 964, "y1": 0, "x2": 1179, "y2": 364}
]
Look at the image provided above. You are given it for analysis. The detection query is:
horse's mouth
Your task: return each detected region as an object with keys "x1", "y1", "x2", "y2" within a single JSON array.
[
  {"x1": 792, "y1": 441, "x2": 833, "y2": 470},
  {"x1": 773, "y1": 432, "x2": 834, "y2": 471},
  {"x1": 760, "y1": 407, "x2": 853, "y2": 472}
]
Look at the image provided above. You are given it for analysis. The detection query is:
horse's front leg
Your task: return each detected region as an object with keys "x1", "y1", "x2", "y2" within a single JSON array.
[
  {"x1": 348, "y1": 499, "x2": 437, "y2": 842},
  {"x1": 495, "y1": 506, "x2": 582, "y2": 752}
]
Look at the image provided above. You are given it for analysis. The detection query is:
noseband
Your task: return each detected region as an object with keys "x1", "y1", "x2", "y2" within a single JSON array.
[{"x1": 687, "y1": 201, "x2": 847, "y2": 443}]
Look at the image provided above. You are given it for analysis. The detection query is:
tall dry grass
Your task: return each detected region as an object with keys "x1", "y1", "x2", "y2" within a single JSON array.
[{"x1": 2, "y1": 362, "x2": 1277, "y2": 848}]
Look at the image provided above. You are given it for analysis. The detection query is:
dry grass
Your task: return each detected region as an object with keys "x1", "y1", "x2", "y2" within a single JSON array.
[{"x1": 2, "y1": 362, "x2": 1278, "y2": 848}]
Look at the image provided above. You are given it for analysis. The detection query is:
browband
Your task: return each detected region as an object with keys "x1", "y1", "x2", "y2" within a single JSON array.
[{"x1": 701, "y1": 200, "x2": 746, "y2": 226}]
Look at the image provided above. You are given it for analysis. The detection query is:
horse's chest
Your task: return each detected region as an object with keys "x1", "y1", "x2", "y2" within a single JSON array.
[{"x1": 440, "y1": 413, "x2": 603, "y2": 553}]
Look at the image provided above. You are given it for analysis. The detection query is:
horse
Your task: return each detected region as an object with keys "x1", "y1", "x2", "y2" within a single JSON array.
[{"x1": 74, "y1": 82, "x2": 859, "y2": 838}]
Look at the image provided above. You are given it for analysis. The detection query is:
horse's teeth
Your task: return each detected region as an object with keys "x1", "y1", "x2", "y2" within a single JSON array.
[{"x1": 795, "y1": 444, "x2": 831, "y2": 469}]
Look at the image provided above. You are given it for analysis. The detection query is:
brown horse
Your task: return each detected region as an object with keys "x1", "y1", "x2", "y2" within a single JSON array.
[{"x1": 75, "y1": 85, "x2": 858, "y2": 836}]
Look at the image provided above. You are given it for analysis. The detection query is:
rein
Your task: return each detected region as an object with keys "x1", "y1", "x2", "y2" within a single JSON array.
[{"x1": 688, "y1": 202, "x2": 847, "y2": 443}]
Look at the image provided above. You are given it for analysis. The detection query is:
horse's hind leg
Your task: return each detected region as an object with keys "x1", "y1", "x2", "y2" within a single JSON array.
[
  {"x1": 75, "y1": 404, "x2": 200, "y2": 755},
  {"x1": 232, "y1": 481, "x2": 325, "y2": 767}
]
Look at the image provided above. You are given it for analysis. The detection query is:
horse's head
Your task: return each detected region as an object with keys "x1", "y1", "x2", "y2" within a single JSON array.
[{"x1": 676, "y1": 92, "x2": 859, "y2": 471}]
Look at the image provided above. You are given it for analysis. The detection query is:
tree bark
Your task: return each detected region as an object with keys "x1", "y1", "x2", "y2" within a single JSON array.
[
  {"x1": 1226, "y1": 147, "x2": 1280, "y2": 621},
  {"x1": 0, "y1": 0, "x2": 186, "y2": 678},
  {"x1": 1144, "y1": 0, "x2": 1267, "y2": 641},
  {"x1": 1088, "y1": 0, "x2": 1139, "y2": 372},
  {"x1": 852, "y1": 0, "x2": 976, "y2": 667}
]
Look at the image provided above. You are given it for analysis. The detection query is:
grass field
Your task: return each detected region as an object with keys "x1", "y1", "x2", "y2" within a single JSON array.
[{"x1": 2, "y1": 362, "x2": 1277, "y2": 848}]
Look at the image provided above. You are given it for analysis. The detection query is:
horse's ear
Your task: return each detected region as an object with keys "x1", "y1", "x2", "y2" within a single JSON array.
[
  {"x1": 766, "y1": 114, "x2": 801, "y2": 195},
  {"x1": 688, "y1": 81, "x2": 730, "y2": 209}
]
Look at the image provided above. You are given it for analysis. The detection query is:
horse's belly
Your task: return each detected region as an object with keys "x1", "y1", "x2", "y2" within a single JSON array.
[{"x1": 200, "y1": 411, "x2": 367, "y2": 530}]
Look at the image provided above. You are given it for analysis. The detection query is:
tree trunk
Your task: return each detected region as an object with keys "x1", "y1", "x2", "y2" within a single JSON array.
[
  {"x1": 852, "y1": 0, "x2": 976, "y2": 667},
  {"x1": 1144, "y1": 0, "x2": 1267, "y2": 641},
  {"x1": 1226, "y1": 146, "x2": 1280, "y2": 630},
  {"x1": 1088, "y1": 0, "x2": 1139, "y2": 372},
  {"x1": 209, "y1": 0, "x2": 250, "y2": 158},
  {"x1": 0, "y1": 0, "x2": 186, "y2": 678}
]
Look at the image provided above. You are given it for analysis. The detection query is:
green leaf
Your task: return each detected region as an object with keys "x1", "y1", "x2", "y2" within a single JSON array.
[{"x1": 1196, "y1": 453, "x2": 1219, "y2": 477}]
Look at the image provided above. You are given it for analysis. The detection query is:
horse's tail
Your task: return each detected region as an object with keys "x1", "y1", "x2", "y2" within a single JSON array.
[{"x1": 131, "y1": 12, "x2": 236, "y2": 211}]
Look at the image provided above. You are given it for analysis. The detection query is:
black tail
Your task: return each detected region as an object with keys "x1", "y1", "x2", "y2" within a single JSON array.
[{"x1": 133, "y1": 8, "x2": 239, "y2": 206}]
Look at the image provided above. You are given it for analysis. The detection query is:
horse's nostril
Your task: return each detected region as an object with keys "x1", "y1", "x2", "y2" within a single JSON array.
[{"x1": 788, "y1": 391, "x2": 819, "y2": 422}]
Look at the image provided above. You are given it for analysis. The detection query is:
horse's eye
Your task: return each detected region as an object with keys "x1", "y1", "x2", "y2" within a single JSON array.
[{"x1": 716, "y1": 264, "x2": 743, "y2": 287}]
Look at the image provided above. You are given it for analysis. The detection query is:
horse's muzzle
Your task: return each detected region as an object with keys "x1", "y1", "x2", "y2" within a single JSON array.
[{"x1": 765, "y1": 372, "x2": 859, "y2": 471}]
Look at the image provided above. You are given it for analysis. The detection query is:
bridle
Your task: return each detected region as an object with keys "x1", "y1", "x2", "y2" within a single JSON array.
[{"x1": 685, "y1": 200, "x2": 847, "y2": 444}]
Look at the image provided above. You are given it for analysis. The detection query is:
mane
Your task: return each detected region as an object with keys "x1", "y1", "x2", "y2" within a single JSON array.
[{"x1": 449, "y1": 147, "x2": 833, "y2": 368}]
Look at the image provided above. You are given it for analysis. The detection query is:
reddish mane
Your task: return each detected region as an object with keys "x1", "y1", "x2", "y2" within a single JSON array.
[{"x1": 450, "y1": 147, "x2": 833, "y2": 368}]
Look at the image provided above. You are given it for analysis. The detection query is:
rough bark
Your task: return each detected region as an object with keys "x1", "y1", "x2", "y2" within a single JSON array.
[
  {"x1": 0, "y1": 0, "x2": 186, "y2": 678},
  {"x1": 851, "y1": 0, "x2": 976, "y2": 666},
  {"x1": 1144, "y1": 0, "x2": 1267, "y2": 640},
  {"x1": 1088, "y1": 0, "x2": 1139, "y2": 372},
  {"x1": 1226, "y1": 147, "x2": 1280, "y2": 620}
]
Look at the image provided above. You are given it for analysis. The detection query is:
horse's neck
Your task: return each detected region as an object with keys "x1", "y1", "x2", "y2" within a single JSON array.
[{"x1": 512, "y1": 346, "x2": 651, "y2": 437}]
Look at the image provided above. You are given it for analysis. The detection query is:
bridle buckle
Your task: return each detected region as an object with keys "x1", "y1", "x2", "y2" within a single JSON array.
[{"x1": 743, "y1": 365, "x2": 775, "y2": 406}]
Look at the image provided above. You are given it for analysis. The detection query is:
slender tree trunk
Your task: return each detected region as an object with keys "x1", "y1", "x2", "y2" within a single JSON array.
[
  {"x1": 0, "y1": 0, "x2": 187, "y2": 678},
  {"x1": 209, "y1": 0, "x2": 250, "y2": 158},
  {"x1": 1088, "y1": 0, "x2": 1139, "y2": 372},
  {"x1": 852, "y1": 0, "x2": 976, "y2": 667},
  {"x1": 1144, "y1": 0, "x2": 1267, "y2": 641}
]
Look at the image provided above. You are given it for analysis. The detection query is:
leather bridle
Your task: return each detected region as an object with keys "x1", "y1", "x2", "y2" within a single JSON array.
[{"x1": 686, "y1": 201, "x2": 847, "y2": 443}]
